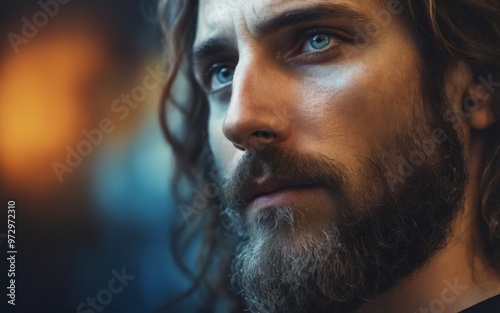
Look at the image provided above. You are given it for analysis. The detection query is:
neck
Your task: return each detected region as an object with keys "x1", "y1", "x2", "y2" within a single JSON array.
[{"x1": 360, "y1": 136, "x2": 500, "y2": 313}]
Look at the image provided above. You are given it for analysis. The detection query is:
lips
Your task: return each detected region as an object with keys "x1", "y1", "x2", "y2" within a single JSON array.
[
  {"x1": 242, "y1": 175, "x2": 320, "y2": 211},
  {"x1": 244, "y1": 176, "x2": 313, "y2": 202}
]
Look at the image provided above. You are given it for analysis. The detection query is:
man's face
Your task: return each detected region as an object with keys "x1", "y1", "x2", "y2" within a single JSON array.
[{"x1": 193, "y1": 0, "x2": 466, "y2": 312}]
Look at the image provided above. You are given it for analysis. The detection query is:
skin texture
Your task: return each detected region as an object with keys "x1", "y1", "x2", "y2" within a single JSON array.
[
  {"x1": 192, "y1": 0, "x2": 500, "y2": 312},
  {"x1": 196, "y1": 0, "x2": 424, "y2": 228}
]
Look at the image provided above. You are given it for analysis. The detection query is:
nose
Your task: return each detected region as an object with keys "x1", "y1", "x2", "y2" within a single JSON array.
[{"x1": 222, "y1": 58, "x2": 292, "y2": 151}]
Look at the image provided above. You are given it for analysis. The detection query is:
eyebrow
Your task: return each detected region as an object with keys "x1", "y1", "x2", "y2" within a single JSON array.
[
  {"x1": 193, "y1": 37, "x2": 235, "y2": 66},
  {"x1": 192, "y1": 3, "x2": 372, "y2": 66},
  {"x1": 254, "y1": 3, "x2": 372, "y2": 36}
]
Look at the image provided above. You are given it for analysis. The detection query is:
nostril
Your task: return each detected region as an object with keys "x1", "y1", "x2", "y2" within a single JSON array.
[
  {"x1": 253, "y1": 130, "x2": 276, "y2": 144},
  {"x1": 238, "y1": 130, "x2": 276, "y2": 152},
  {"x1": 233, "y1": 143, "x2": 246, "y2": 151}
]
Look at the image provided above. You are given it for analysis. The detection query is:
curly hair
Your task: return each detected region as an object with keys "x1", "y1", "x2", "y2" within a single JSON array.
[{"x1": 158, "y1": 0, "x2": 500, "y2": 311}]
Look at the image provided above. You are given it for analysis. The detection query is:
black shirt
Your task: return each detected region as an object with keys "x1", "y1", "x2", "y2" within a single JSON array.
[{"x1": 459, "y1": 295, "x2": 500, "y2": 312}]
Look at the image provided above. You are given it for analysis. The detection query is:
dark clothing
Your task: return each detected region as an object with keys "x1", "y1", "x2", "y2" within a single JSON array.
[{"x1": 460, "y1": 295, "x2": 500, "y2": 312}]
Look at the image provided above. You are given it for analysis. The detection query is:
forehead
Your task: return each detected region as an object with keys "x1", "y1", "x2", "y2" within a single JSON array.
[{"x1": 195, "y1": 0, "x2": 390, "y2": 47}]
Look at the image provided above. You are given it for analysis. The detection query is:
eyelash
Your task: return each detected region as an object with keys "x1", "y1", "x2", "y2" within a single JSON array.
[
  {"x1": 293, "y1": 27, "x2": 349, "y2": 59},
  {"x1": 201, "y1": 27, "x2": 349, "y2": 94},
  {"x1": 203, "y1": 63, "x2": 229, "y2": 86}
]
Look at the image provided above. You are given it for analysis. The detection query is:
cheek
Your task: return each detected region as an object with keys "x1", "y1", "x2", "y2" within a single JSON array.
[
  {"x1": 208, "y1": 110, "x2": 240, "y2": 174},
  {"x1": 295, "y1": 58, "x2": 421, "y2": 151}
]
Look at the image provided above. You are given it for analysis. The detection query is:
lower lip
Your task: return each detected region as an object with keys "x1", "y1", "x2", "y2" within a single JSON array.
[{"x1": 248, "y1": 185, "x2": 330, "y2": 213}]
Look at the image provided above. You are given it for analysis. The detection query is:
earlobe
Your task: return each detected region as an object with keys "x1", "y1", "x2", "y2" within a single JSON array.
[
  {"x1": 463, "y1": 78, "x2": 498, "y2": 130},
  {"x1": 445, "y1": 62, "x2": 499, "y2": 131}
]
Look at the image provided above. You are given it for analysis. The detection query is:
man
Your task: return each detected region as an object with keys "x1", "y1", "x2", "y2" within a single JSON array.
[{"x1": 159, "y1": 0, "x2": 500, "y2": 312}]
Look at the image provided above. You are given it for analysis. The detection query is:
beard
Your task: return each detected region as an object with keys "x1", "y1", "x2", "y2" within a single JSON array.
[{"x1": 218, "y1": 91, "x2": 467, "y2": 313}]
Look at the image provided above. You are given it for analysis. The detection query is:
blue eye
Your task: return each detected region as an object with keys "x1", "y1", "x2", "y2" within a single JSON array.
[
  {"x1": 213, "y1": 65, "x2": 234, "y2": 86},
  {"x1": 302, "y1": 33, "x2": 335, "y2": 53},
  {"x1": 309, "y1": 34, "x2": 331, "y2": 50},
  {"x1": 205, "y1": 65, "x2": 234, "y2": 92}
]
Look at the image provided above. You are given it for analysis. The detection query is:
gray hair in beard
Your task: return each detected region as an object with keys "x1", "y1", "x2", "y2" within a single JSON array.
[
  {"x1": 228, "y1": 205, "x2": 360, "y2": 313},
  {"x1": 220, "y1": 131, "x2": 467, "y2": 313}
]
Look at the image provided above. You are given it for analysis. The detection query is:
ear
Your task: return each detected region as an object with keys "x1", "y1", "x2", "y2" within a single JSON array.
[
  {"x1": 454, "y1": 63, "x2": 500, "y2": 130},
  {"x1": 447, "y1": 62, "x2": 499, "y2": 130},
  {"x1": 464, "y1": 75, "x2": 498, "y2": 130}
]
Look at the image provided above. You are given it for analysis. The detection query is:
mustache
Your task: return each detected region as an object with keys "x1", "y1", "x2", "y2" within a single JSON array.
[{"x1": 220, "y1": 146, "x2": 347, "y2": 210}]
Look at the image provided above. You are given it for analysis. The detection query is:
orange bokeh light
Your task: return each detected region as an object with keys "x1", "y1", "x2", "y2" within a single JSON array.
[{"x1": 0, "y1": 27, "x2": 107, "y2": 189}]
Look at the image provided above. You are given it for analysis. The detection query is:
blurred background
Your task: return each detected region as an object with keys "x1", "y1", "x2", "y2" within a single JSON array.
[{"x1": 0, "y1": 1, "x2": 192, "y2": 312}]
